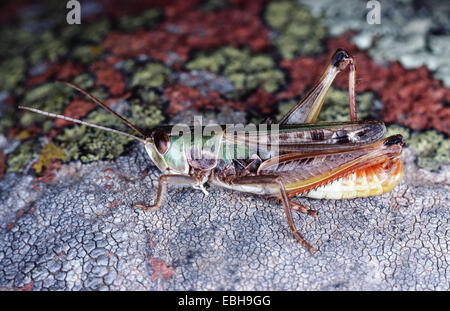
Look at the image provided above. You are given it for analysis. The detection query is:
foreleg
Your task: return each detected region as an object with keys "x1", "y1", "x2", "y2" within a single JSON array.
[{"x1": 133, "y1": 174, "x2": 197, "y2": 211}]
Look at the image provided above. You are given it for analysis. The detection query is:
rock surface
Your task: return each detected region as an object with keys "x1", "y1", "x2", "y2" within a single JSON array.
[{"x1": 0, "y1": 143, "x2": 448, "y2": 290}]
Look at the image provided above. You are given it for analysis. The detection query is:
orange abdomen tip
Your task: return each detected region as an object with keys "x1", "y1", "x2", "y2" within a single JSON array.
[{"x1": 305, "y1": 158, "x2": 403, "y2": 200}]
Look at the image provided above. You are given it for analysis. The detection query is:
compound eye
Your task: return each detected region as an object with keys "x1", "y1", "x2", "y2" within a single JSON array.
[{"x1": 153, "y1": 131, "x2": 170, "y2": 155}]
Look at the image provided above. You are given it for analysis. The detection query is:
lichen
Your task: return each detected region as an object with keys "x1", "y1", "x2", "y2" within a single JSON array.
[
  {"x1": 29, "y1": 31, "x2": 67, "y2": 66},
  {"x1": 130, "y1": 63, "x2": 172, "y2": 89},
  {"x1": 0, "y1": 57, "x2": 26, "y2": 93},
  {"x1": 409, "y1": 130, "x2": 450, "y2": 171},
  {"x1": 318, "y1": 88, "x2": 378, "y2": 122},
  {"x1": 118, "y1": 9, "x2": 161, "y2": 32},
  {"x1": 61, "y1": 19, "x2": 111, "y2": 44},
  {"x1": 57, "y1": 109, "x2": 134, "y2": 163},
  {"x1": 19, "y1": 83, "x2": 73, "y2": 131},
  {"x1": 386, "y1": 125, "x2": 449, "y2": 171},
  {"x1": 135, "y1": 88, "x2": 160, "y2": 104},
  {"x1": 276, "y1": 88, "x2": 378, "y2": 122},
  {"x1": 200, "y1": 0, "x2": 229, "y2": 12},
  {"x1": 54, "y1": 82, "x2": 166, "y2": 163},
  {"x1": 6, "y1": 140, "x2": 38, "y2": 173},
  {"x1": 72, "y1": 73, "x2": 95, "y2": 90},
  {"x1": 186, "y1": 47, "x2": 285, "y2": 98},
  {"x1": 274, "y1": 100, "x2": 293, "y2": 122},
  {"x1": 265, "y1": 1, "x2": 326, "y2": 59},
  {"x1": 71, "y1": 45, "x2": 104, "y2": 64},
  {"x1": 129, "y1": 102, "x2": 164, "y2": 131},
  {"x1": 90, "y1": 87, "x2": 110, "y2": 102},
  {"x1": 0, "y1": 104, "x2": 15, "y2": 135},
  {"x1": 32, "y1": 142, "x2": 65, "y2": 175},
  {"x1": 385, "y1": 124, "x2": 411, "y2": 142}
]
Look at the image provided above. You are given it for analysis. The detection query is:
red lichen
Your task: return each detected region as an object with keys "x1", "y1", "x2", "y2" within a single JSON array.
[
  {"x1": 55, "y1": 99, "x2": 96, "y2": 127},
  {"x1": 278, "y1": 57, "x2": 324, "y2": 100},
  {"x1": 27, "y1": 61, "x2": 83, "y2": 87},
  {"x1": 90, "y1": 61, "x2": 125, "y2": 96},
  {"x1": 100, "y1": 0, "x2": 199, "y2": 18},
  {"x1": 164, "y1": 84, "x2": 239, "y2": 115},
  {"x1": 246, "y1": 88, "x2": 278, "y2": 115},
  {"x1": 165, "y1": 85, "x2": 297, "y2": 117},
  {"x1": 103, "y1": 0, "x2": 270, "y2": 64},
  {"x1": 149, "y1": 256, "x2": 175, "y2": 280}
]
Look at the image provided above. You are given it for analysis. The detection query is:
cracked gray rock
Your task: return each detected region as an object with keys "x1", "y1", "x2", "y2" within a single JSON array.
[{"x1": 0, "y1": 140, "x2": 449, "y2": 290}]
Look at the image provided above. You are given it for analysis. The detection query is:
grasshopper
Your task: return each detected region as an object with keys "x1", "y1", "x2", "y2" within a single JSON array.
[{"x1": 19, "y1": 49, "x2": 404, "y2": 253}]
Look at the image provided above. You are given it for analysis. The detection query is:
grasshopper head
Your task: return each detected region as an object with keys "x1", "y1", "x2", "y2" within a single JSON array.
[
  {"x1": 143, "y1": 130, "x2": 190, "y2": 174},
  {"x1": 144, "y1": 131, "x2": 170, "y2": 172}
]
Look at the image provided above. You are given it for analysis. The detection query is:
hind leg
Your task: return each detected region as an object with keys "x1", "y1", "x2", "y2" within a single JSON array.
[
  {"x1": 227, "y1": 175, "x2": 316, "y2": 254},
  {"x1": 279, "y1": 48, "x2": 357, "y2": 125}
]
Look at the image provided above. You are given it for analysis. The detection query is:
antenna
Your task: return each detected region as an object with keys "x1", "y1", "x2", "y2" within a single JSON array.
[
  {"x1": 60, "y1": 81, "x2": 147, "y2": 138},
  {"x1": 18, "y1": 106, "x2": 146, "y2": 143}
]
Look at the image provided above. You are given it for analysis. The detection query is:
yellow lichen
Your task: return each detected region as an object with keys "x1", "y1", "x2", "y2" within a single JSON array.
[{"x1": 33, "y1": 142, "x2": 65, "y2": 175}]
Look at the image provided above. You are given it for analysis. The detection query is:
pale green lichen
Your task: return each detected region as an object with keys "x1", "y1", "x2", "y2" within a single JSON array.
[
  {"x1": 265, "y1": 1, "x2": 326, "y2": 59},
  {"x1": 186, "y1": 47, "x2": 285, "y2": 98},
  {"x1": 0, "y1": 104, "x2": 15, "y2": 135},
  {"x1": 317, "y1": 88, "x2": 378, "y2": 122},
  {"x1": 19, "y1": 83, "x2": 73, "y2": 131},
  {"x1": 0, "y1": 57, "x2": 26, "y2": 93},
  {"x1": 409, "y1": 130, "x2": 450, "y2": 171},
  {"x1": 130, "y1": 63, "x2": 172, "y2": 88},
  {"x1": 57, "y1": 95, "x2": 164, "y2": 163},
  {"x1": 57, "y1": 110, "x2": 134, "y2": 163},
  {"x1": 118, "y1": 9, "x2": 161, "y2": 32},
  {"x1": 129, "y1": 103, "x2": 164, "y2": 131},
  {"x1": 72, "y1": 73, "x2": 95, "y2": 90},
  {"x1": 71, "y1": 45, "x2": 103, "y2": 64},
  {"x1": 29, "y1": 31, "x2": 67, "y2": 66},
  {"x1": 276, "y1": 99, "x2": 296, "y2": 122},
  {"x1": 127, "y1": 87, "x2": 165, "y2": 131},
  {"x1": 135, "y1": 88, "x2": 160, "y2": 104},
  {"x1": 90, "y1": 87, "x2": 110, "y2": 102},
  {"x1": 386, "y1": 125, "x2": 449, "y2": 171},
  {"x1": 61, "y1": 19, "x2": 111, "y2": 44},
  {"x1": 6, "y1": 140, "x2": 38, "y2": 173},
  {"x1": 385, "y1": 124, "x2": 411, "y2": 142}
]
